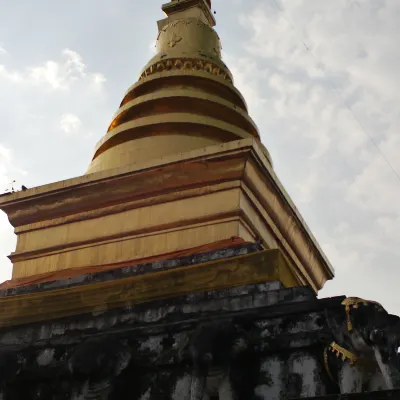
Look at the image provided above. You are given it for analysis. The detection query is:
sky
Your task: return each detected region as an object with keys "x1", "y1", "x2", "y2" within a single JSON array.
[{"x1": 0, "y1": 0, "x2": 399, "y2": 315}]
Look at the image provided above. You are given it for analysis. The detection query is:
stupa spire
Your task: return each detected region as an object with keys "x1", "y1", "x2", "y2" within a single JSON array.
[
  {"x1": 161, "y1": 0, "x2": 215, "y2": 27},
  {"x1": 86, "y1": 0, "x2": 269, "y2": 174}
]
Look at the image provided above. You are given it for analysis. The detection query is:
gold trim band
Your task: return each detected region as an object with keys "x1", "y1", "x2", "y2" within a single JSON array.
[
  {"x1": 329, "y1": 342, "x2": 358, "y2": 365},
  {"x1": 0, "y1": 249, "x2": 298, "y2": 328},
  {"x1": 139, "y1": 58, "x2": 232, "y2": 83}
]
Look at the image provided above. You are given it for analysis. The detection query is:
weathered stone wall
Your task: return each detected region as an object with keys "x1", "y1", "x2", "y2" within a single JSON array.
[
  {"x1": 295, "y1": 390, "x2": 400, "y2": 399},
  {"x1": 0, "y1": 244, "x2": 397, "y2": 399},
  {"x1": 0, "y1": 281, "x2": 339, "y2": 399}
]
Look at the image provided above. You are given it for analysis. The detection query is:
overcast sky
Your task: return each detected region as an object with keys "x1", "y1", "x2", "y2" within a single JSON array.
[{"x1": 0, "y1": 0, "x2": 399, "y2": 315}]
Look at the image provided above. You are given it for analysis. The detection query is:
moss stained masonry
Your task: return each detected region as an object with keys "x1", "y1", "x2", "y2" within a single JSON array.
[{"x1": 0, "y1": 243, "x2": 397, "y2": 398}]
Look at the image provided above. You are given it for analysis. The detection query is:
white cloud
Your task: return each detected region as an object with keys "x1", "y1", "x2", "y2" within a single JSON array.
[
  {"x1": 0, "y1": 48, "x2": 111, "y2": 283},
  {"x1": 0, "y1": 65, "x2": 23, "y2": 83},
  {"x1": 223, "y1": 52, "x2": 268, "y2": 120},
  {"x1": 346, "y1": 130, "x2": 400, "y2": 214},
  {"x1": 93, "y1": 73, "x2": 106, "y2": 85},
  {"x1": 60, "y1": 113, "x2": 82, "y2": 135},
  {"x1": 294, "y1": 171, "x2": 321, "y2": 204},
  {"x1": 238, "y1": 0, "x2": 400, "y2": 157},
  {"x1": 0, "y1": 144, "x2": 26, "y2": 192},
  {"x1": 0, "y1": 144, "x2": 22, "y2": 283},
  {"x1": 28, "y1": 49, "x2": 103, "y2": 90},
  {"x1": 29, "y1": 60, "x2": 68, "y2": 89},
  {"x1": 229, "y1": 0, "x2": 400, "y2": 315},
  {"x1": 0, "y1": 144, "x2": 13, "y2": 190},
  {"x1": 0, "y1": 49, "x2": 105, "y2": 91}
]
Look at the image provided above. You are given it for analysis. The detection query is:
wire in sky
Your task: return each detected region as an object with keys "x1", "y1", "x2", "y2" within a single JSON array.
[{"x1": 268, "y1": 0, "x2": 400, "y2": 184}]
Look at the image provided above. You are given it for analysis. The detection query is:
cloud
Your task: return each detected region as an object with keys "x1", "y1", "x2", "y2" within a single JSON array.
[
  {"x1": 346, "y1": 130, "x2": 400, "y2": 215},
  {"x1": 0, "y1": 213, "x2": 14, "y2": 283},
  {"x1": 0, "y1": 144, "x2": 26, "y2": 191},
  {"x1": 60, "y1": 113, "x2": 82, "y2": 135},
  {"x1": 0, "y1": 65, "x2": 23, "y2": 83},
  {"x1": 0, "y1": 48, "x2": 112, "y2": 283},
  {"x1": 0, "y1": 145, "x2": 14, "y2": 190},
  {"x1": 222, "y1": 52, "x2": 268, "y2": 120},
  {"x1": 294, "y1": 171, "x2": 321, "y2": 204},
  {"x1": 93, "y1": 73, "x2": 106, "y2": 86},
  {"x1": 0, "y1": 48, "x2": 110, "y2": 175},
  {"x1": 0, "y1": 144, "x2": 24, "y2": 282},
  {"x1": 0, "y1": 48, "x2": 109, "y2": 158},
  {"x1": 0, "y1": 48, "x2": 106, "y2": 91},
  {"x1": 28, "y1": 49, "x2": 103, "y2": 90},
  {"x1": 227, "y1": 0, "x2": 400, "y2": 314}
]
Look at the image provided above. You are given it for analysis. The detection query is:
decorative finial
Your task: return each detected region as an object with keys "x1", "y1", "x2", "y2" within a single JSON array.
[
  {"x1": 163, "y1": 0, "x2": 215, "y2": 27},
  {"x1": 172, "y1": 0, "x2": 210, "y2": 3}
]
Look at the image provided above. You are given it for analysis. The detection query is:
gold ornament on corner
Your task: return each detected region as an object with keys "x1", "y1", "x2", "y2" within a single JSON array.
[
  {"x1": 341, "y1": 297, "x2": 385, "y2": 332},
  {"x1": 324, "y1": 341, "x2": 359, "y2": 383}
]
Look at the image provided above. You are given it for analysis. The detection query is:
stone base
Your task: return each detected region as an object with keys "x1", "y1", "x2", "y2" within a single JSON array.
[{"x1": 0, "y1": 244, "x2": 396, "y2": 399}]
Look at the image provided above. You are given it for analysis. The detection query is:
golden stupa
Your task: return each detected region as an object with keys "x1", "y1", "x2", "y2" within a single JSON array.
[{"x1": 0, "y1": 0, "x2": 333, "y2": 293}]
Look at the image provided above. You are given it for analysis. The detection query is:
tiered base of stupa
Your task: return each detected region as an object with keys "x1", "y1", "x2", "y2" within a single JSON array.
[{"x1": 0, "y1": 140, "x2": 333, "y2": 292}]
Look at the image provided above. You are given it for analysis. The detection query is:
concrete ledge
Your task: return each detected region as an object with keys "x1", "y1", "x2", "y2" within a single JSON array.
[{"x1": 0, "y1": 248, "x2": 300, "y2": 328}]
